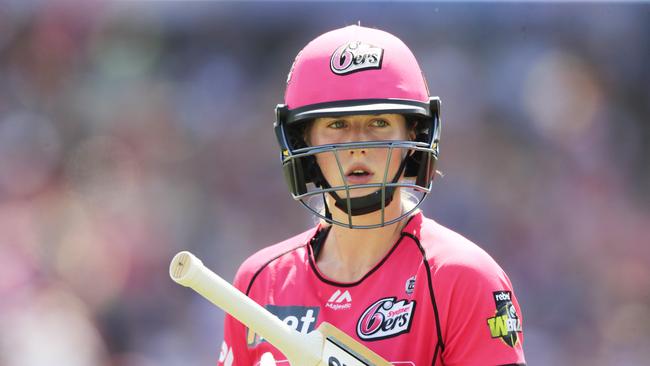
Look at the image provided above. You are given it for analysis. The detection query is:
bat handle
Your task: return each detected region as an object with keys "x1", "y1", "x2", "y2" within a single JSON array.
[{"x1": 170, "y1": 251, "x2": 322, "y2": 365}]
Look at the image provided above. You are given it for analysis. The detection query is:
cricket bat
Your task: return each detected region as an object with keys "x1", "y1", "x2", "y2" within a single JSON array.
[{"x1": 170, "y1": 251, "x2": 392, "y2": 366}]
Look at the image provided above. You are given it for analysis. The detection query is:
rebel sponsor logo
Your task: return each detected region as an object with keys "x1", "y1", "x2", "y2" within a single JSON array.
[
  {"x1": 247, "y1": 305, "x2": 319, "y2": 347},
  {"x1": 330, "y1": 41, "x2": 383, "y2": 75},
  {"x1": 356, "y1": 297, "x2": 416, "y2": 341},
  {"x1": 326, "y1": 289, "x2": 352, "y2": 310},
  {"x1": 486, "y1": 291, "x2": 523, "y2": 347}
]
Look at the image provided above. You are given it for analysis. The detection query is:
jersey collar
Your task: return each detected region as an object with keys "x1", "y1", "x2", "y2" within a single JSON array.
[{"x1": 400, "y1": 211, "x2": 424, "y2": 239}]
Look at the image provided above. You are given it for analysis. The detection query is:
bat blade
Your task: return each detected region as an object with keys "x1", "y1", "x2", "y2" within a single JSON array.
[{"x1": 317, "y1": 322, "x2": 392, "y2": 366}]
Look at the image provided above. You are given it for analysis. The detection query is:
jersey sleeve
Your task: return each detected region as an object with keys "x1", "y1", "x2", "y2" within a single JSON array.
[
  {"x1": 217, "y1": 266, "x2": 254, "y2": 366},
  {"x1": 434, "y1": 258, "x2": 526, "y2": 365}
]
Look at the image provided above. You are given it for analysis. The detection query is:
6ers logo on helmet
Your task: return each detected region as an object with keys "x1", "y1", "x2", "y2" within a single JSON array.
[
  {"x1": 356, "y1": 297, "x2": 416, "y2": 341},
  {"x1": 330, "y1": 41, "x2": 383, "y2": 75}
]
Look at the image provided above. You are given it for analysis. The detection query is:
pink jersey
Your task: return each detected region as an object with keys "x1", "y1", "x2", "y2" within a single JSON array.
[{"x1": 218, "y1": 213, "x2": 525, "y2": 366}]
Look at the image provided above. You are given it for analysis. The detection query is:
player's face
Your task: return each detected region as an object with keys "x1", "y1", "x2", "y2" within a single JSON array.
[{"x1": 307, "y1": 114, "x2": 411, "y2": 198}]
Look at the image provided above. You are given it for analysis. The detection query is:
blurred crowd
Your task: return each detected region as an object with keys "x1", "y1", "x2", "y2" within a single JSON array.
[{"x1": 0, "y1": 2, "x2": 648, "y2": 365}]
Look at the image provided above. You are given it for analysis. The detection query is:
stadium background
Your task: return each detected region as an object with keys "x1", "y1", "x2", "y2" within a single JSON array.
[{"x1": 0, "y1": 2, "x2": 648, "y2": 365}]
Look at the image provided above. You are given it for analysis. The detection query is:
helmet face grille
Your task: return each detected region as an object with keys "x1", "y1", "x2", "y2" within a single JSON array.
[{"x1": 279, "y1": 141, "x2": 437, "y2": 229}]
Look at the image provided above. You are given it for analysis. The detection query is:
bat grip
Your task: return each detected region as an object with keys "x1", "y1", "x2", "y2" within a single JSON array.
[{"x1": 169, "y1": 251, "x2": 321, "y2": 365}]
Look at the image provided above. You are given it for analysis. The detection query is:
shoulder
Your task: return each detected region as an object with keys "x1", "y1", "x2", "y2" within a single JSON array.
[
  {"x1": 232, "y1": 226, "x2": 318, "y2": 293},
  {"x1": 405, "y1": 213, "x2": 510, "y2": 286},
  {"x1": 404, "y1": 214, "x2": 525, "y2": 363}
]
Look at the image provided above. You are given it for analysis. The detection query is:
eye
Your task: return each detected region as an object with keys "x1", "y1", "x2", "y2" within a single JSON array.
[
  {"x1": 370, "y1": 119, "x2": 390, "y2": 128},
  {"x1": 327, "y1": 120, "x2": 347, "y2": 129}
]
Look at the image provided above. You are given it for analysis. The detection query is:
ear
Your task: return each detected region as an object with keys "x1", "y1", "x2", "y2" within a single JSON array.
[{"x1": 408, "y1": 120, "x2": 418, "y2": 141}]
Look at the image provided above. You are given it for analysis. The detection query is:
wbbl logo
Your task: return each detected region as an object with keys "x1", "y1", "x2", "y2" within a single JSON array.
[
  {"x1": 330, "y1": 41, "x2": 383, "y2": 75},
  {"x1": 356, "y1": 297, "x2": 416, "y2": 341},
  {"x1": 486, "y1": 291, "x2": 522, "y2": 347}
]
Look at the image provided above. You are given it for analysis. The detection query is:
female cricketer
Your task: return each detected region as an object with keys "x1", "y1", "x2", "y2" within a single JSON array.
[{"x1": 218, "y1": 25, "x2": 526, "y2": 366}]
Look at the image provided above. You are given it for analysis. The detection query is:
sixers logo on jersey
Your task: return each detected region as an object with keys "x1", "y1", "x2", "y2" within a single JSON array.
[{"x1": 356, "y1": 297, "x2": 416, "y2": 341}]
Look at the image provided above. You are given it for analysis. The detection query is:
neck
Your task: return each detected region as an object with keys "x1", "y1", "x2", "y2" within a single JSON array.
[{"x1": 316, "y1": 193, "x2": 409, "y2": 282}]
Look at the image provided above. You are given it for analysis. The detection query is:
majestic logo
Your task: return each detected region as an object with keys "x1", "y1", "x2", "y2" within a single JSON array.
[
  {"x1": 405, "y1": 276, "x2": 416, "y2": 295},
  {"x1": 486, "y1": 291, "x2": 523, "y2": 347},
  {"x1": 356, "y1": 297, "x2": 416, "y2": 341},
  {"x1": 330, "y1": 41, "x2": 383, "y2": 75},
  {"x1": 326, "y1": 289, "x2": 352, "y2": 310},
  {"x1": 247, "y1": 305, "x2": 319, "y2": 347}
]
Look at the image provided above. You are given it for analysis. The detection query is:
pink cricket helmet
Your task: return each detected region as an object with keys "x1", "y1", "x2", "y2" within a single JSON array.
[
  {"x1": 281, "y1": 25, "x2": 435, "y2": 123},
  {"x1": 274, "y1": 25, "x2": 441, "y2": 228}
]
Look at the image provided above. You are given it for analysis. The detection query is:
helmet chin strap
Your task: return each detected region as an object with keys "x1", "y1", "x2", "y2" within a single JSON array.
[{"x1": 322, "y1": 157, "x2": 409, "y2": 217}]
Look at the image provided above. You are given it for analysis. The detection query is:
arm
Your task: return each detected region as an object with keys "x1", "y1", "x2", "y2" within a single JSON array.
[{"x1": 434, "y1": 260, "x2": 526, "y2": 365}]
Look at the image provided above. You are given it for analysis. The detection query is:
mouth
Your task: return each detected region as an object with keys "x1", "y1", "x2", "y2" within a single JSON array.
[{"x1": 344, "y1": 165, "x2": 374, "y2": 184}]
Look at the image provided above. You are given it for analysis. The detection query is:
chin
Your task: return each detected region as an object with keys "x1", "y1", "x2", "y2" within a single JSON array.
[{"x1": 337, "y1": 185, "x2": 400, "y2": 199}]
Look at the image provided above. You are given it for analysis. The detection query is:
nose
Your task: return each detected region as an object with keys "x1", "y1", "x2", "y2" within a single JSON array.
[
  {"x1": 348, "y1": 148, "x2": 366, "y2": 155},
  {"x1": 346, "y1": 125, "x2": 369, "y2": 155}
]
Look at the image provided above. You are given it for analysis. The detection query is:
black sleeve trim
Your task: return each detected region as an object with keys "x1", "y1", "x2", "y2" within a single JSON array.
[
  {"x1": 245, "y1": 243, "x2": 308, "y2": 296},
  {"x1": 498, "y1": 364, "x2": 526, "y2": 366},
  {"x1": 431, "y1": 342, "x2": 441, "y2": 366},
  {"x1": 310, "y1": 225, "x2": 331, "y2": 261},
  {"x1": 402, "y1": 232, "x2": 445, "y2": 366}
]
